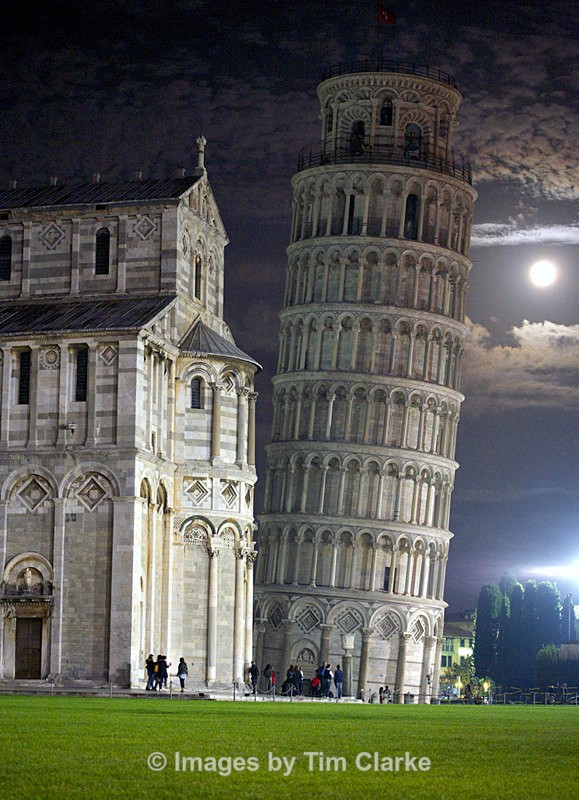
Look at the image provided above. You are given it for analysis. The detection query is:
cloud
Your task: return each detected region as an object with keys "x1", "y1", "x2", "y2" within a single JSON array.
[
  {"x1": 461, "y1": 319, "x2": 579, "y2": 414},
  {"x1": 471, "y1": 223, "x2": 579, "y2": 247}
]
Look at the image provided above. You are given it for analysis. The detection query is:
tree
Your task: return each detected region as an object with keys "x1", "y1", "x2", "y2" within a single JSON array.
[
  {"x1": 496, "y1": 592, "x2": 511, "y2": 689},
  {"x1": 519, "y1": 580, "x2": 539, "y2": 688},
  {"x1": 473, "y1": 584, "x2": 502, "y2": 680},
  {"x1": 536, "y1": 581, "x2": 562, "y2": 649}
]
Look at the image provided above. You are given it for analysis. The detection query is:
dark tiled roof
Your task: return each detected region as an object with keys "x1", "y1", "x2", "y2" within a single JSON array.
[
  {"x1": 0, "y1": 177, "x2": 200, "y2": 210},
  {"x1": 180, "y1": 320, "x2": 260, "y2": 370},
  {"x1": 0, "y1": 296, "x2": 175, "y2": 336}
]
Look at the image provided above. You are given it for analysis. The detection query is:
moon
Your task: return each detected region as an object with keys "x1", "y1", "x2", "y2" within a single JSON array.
[{"x1": 530, "y1": 260, "x2": 557, "y2": 287}]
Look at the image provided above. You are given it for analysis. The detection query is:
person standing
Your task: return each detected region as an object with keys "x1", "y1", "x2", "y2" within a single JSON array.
[
  {"x1": 156, "y1": 655, "x2": 168, "y2": 690},
  {"x1": 145, "y1": 654, "x2": 156, "y2": 691},
  {"x1": 177, "y1": 657, "x2": 188, "y2": 692},
  {"x1": 334, "y1": 664, "x2": 344, "y2": 700},
  {"x1": 249, "y1": 661, "x2": 259, "y2": 694}
]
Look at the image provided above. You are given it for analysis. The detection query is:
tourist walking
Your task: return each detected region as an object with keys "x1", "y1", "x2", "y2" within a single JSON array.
[{"x1": 177, "y1": 657, "x2": 188, "y2": 692}]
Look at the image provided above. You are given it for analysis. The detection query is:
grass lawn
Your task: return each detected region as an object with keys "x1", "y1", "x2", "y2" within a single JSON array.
[{"x1": 0, "y1": 697, "x2": 576, "y2": 800}]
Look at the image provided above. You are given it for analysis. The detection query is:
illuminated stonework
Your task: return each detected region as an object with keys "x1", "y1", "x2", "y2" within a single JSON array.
[{"x1": 254, "y1": 61, "x2": 476, "y2": 702}]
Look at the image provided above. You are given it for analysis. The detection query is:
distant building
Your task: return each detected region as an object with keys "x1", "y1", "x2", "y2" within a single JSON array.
[
  {"x1": 0, "y1": 139, "x2": 259, "y2": 687},
  {"x1": 254, "y1": 60, "x2": 476, "y2": 702},
  {"x1": 441, "y1": 610, "x2": 474, "y2": 671}
]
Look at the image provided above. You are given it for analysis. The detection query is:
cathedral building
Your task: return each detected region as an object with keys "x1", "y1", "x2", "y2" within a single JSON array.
[
  {"x1": 0, "y1": 139, "x2": 259, "y2": 687},
  {"x1": 254, "y1": 61, "x2": 476, "y2": 701}
]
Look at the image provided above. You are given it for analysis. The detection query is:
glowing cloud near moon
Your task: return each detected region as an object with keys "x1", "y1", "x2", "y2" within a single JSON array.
[{"x1": 530, "y1": 260, "x2": 557, "y2": 287}]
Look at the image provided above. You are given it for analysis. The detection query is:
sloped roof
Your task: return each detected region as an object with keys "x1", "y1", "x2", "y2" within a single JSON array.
[
  {"x1": 0, "y1": 296, "x2": 175, "y2": 336},
  {"x1": 180, "y1": 320, "x2": 260, "y2": 370},
  {"x1": 0, "y1": 176, "x2": 200, "y2": 210}
]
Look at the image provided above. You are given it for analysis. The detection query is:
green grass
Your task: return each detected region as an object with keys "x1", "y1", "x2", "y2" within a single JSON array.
[{"x1": 0, "y1": 697, "x2": 577, "y2": 799}]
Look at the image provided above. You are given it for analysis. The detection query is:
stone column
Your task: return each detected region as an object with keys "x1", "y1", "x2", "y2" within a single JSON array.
[
  {"x1": 254, "y1": 620, "x2": 267, "y2": 686},
  {"x1": 0, "y1": 349, "x2": 11, "y2": 448},
  {"x1": 309, "y1": 537, "x2": 320, "y2": 586},
  {"x1": 210, "y1": 383, "x2": 222, "y2": 461},
  {"x1": 85, "y1": 342, "x2": 98, "y2": 447},
  {"x1": 320, "y1": 623, "x2": 334, "y2": 664},
  {"x1": 236, "y1": 388, "x2": 248, "y2": 465},
  {"x1": 420, "y1": 635, "x2": 436, "y2": 704},
  {"x1": 431, "y1": 636, "x2": 444, "y2": 698},
  {"x1": 394, "y1": 633, "x2": 411, "y2": 703},
  {"x1": 244, "y1": 552, "x2": 256, "y2": 668},
  {"x1": 233, "y1": 550, "x2": 246, "y2": 682},
  {"x1": 247, "y1": 392, "x2": 257, "y2": 466},
  {"x1": 50, "y1": 498, "x2": 66, "y2": 675},
  {"x1": 357, "y1": 628, "x2": 374, "y2": 698},
  {"x1": 281, "y1": 619, "x2": 296, "y2": 674},
  {"x1": 341, "y1": 633, "x2": 355, "y2": 697},
  {"x1": 206, "y1": 544, "x2": 220, "y2": 683}
]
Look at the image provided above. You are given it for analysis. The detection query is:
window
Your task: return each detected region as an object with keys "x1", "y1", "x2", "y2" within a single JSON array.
[
  {"x1": 403, "y1": 194, "x2": 420, "y2": 240},
  {"x1": 380, "y1": 100, "x2": 393, "y2": 126},
  {"x1": 0, "y1": 235, "x2": 12, "y2": 281},
  {"x1": 350, "y1": 121, "x2": 365, "y2": 156},
  {"x1": 404, "y1": 123, "x2": 423, "y2": 159},
  {"x1": 95, "y1": 228, "x2": 110, "y2": 275},
  {"x1": 193, "y1": 254, "x2": 202, "y2": 299},
  {"x1": 75, "y1": 346, "x2": 89, "y2": 402},
  {"x1": 18, "y1": 350, "x2": 31, "y2": 405},
  {"x1": 191, "y1": 377, "x2": 202, "y2": 409}
]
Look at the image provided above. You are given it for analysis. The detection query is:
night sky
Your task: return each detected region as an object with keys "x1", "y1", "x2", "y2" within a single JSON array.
[{"x1": 1, "y1": 0, "x2": 577, "y2": 611}]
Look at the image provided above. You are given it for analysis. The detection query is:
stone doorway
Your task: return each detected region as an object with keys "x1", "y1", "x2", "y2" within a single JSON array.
[{"x1": 15, "y1": 618, "x2": 43, "y2": 679}]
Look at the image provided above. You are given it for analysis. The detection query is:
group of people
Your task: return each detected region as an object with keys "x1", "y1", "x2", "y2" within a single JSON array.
[
  {"x1": 145, "y1": 654, "x2": 189, "y2": 692},
  {"x1": 249, "y1": 660, "x2": 345, "y2": 699},
  {"x1": 311, "y1": 661, "x2": 344, "y2": 699}
]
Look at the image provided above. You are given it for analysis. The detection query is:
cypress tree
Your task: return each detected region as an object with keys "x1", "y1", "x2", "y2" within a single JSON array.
[
  {"x1": 473, "y1": 584, "x2": 502, "y2": 680},
  {"x1": 536, "y1": 581, "x2": 562, "y2": 649}
]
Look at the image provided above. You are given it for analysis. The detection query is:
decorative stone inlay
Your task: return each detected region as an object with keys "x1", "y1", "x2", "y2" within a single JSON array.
[
  {"x1": 223, "y1": 375, "x2": 236, "y2": 394},
  {"x1": 412, "y1": 618, "x2": 425, "y2": 643},
  {"x1": 134, "y1": 216, "x2": 156, "y2": 240},
  {"x1": 336, "y1": 608, "x2": 362, "y2": 634},
  {"x1": 220, "y1": 528, "x2": 236, "y2": 547},
  {"x1": 375, "y1": 613, "x2": 399, "y2": 641},
  {"x1": 186, "y1": 478, "x2": 209, "y2": 504},
  {"x1": 98, "y1": 344, "x2": 118, "y2": 365},
  {"x1": 17, "y1": 477, "x2": 50, "y2": 512},
  {"x1": 296, "y1": 605, "x2": 321, "y2": 633},
  {"x1": 76, "y1": 476, "x2": 107, "y2": 511},
  {"x1": 183, "y1": 525, "x2": 208, "y2": 545},
  {"x1": 296, "y1": 647, "x2": 316, "y2": 664},
  {"x1": 269, "y1": 603, "x2": 284, "y2": 631},
  {"x1": 40, "y1": 221, "x2": 66, "y2": 250},
  {"x1": 221, "y1": 481, "x2": 238, "y2": 507},
  {"x1": 40, "y1": 347, "x2": 60, "y2": 370}
]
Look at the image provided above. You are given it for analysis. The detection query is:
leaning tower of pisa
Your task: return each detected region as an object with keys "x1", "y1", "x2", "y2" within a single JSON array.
[{"x1": 254, "y1": 60, "x2": 476, "y2": 702}]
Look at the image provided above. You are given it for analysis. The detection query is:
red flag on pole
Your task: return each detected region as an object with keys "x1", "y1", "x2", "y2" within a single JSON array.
[{"x1": 377, "y1": 4, "x2": 396, "y2": 25}]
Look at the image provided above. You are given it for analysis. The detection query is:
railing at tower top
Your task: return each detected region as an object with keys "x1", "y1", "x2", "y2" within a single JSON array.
[
  {"x1": 297, "y1": 140, "x2": 473, "y2": 185},
  {"x1": 321, "y1": 60, "x2": 458, "y2": 88}
]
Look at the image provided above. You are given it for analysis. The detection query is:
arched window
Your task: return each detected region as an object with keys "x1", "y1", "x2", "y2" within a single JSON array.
[
  {"x1": 380, "y1": 100, "x2": 393, "y2": 126},
  {"x1": 350, "y1": 121, "x2": 365, "y2": 156},
  {"x1": 404, "y1": 194, "x2": 420, "y2": 240},
  {"x1": 95, "y1": 228, "x2": 110, "y2": 275},
  {"x1": 0, "y1": 235, "x2": 12, "y2": 281},
  {"x1": 193, "y1": 253, "x2": 202, "y2": 299},
  {"x1": 191, "y1": 377, "x2": 203, "y2": 409},
  {"x1": 404, "y1": 123, "x2": 423, "y2": 160}
]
